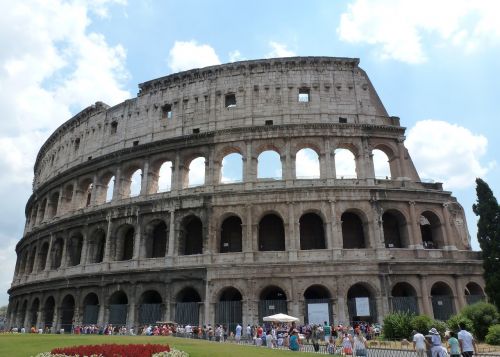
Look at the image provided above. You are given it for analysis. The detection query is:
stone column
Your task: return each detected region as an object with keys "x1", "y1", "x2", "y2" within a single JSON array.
[
  {"x1": 397, "y1": 138, "x2": 408, "y2": 179},
  {"x1": 408, "y1": 201, "x2": 421, "y2": 248},
  {"x1": 170, "y1": 153, "x2": 180, "y2": 193},
  {"x1": 44, "y1": 234, "x2": 54, "y2": 271},
  {"x1": 112, "y1": 167, "x2": 123, "y2": 201},
  {"x1": 32, "y1": 242, "x2": 41, "y2": 274},
  {"x1": 80, "y1": 228, "x2": 89, "y2": 265},
  {"x1": 418, "y1": 275, "x2": 432, "y2": 316},
  {"x1": 89, "y1": 173, "x2": 98, "y2": 206},
  {"x1": 330, "y1": 200, "x2": 343, "y2": 249},
  {"x1": 453, "y1": 275, "x2": 466, "y2": 311},
  {"x1": 167, "y1": 209, "x2": 176, "y2": 256},
  {"x1": 103, "y1": 215, "x2": 113, "y2": 263},
  {"x1": 370, "y1": 200, "x2": 385, "y2": 249},
  {"x1": 127, "y1": 302, "x2": 136, "y2": 329},
  {"x1": 140, "y1": 160, "x2": 150, "y2": 196},
  {"x1": 133, "y1": 212, "x2": 142, "y2": 260},
  {"x1": 36, "y1": 304, "x2": 43, "y2": 329},
  {"x1": 60, "y1": 236, "x2": 68, "y2": 268},
  {"x1": 287, "y1": 202, "x2": 297, "y2": 251},
  {"x1": 442, "y1": 203, "x2": 454, "y2": 249}
]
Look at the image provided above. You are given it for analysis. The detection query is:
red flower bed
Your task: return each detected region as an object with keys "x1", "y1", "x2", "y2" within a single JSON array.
[{"x1": 51, "y1": 343, "x2": 170, "y2": 357}]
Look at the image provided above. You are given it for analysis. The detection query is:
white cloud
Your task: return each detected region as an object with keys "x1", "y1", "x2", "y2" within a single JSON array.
[
  {"x1": 228, "y1": 50, "x2": 245, "y2": 62},
  {"x1": 0, "y1": 0, "x2": 129, "y2": 305},
  {"x1": 0, "y1": 236, "x2": 17, "y2": 306},
  {"x1": 168, "y1": 40, "x2": 221, "y2": 73},
  {"x1": 335, "y1": 149, "x2": 357, "y2": 178},
  {"x1": 338, "y1": 0, "x2": 500, "y2": 63},
  {"x1": 296, "y1": 148, "x2": 320, "y2": 178},
  {"x1": 188, "y1": 157, "x2": 206, "y2": 186},
  {"x1": 406, "y1": 120, "x2": 494, "y2": 189},
  {"x1": 373, "y1": 149, "x2": 391, "y2": 178},
  {"x1": 266, "y1": 41, "x2": 296, "y2": 58}
]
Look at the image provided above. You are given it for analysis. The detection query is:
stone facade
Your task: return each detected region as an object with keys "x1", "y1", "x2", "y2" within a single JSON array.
[{"x1": 7, "y1": 57, "x2": 484, "y2": 331}]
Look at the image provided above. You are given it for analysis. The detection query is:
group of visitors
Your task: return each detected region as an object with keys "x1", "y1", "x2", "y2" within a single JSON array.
[{"x1": 412, "y1": 323, "x2": 478, "y2": 357}]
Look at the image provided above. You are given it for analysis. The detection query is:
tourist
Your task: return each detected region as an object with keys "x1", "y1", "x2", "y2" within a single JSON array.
[
  {"x1": 289, "y1": 329, "x2": 300, "y2": 351},
  {"x1": 447, "y1": 331, "x2": 460, "y2": 357},
  {"x1": 266, "y1": 329, "x2": 274, "y2": 348},
  {"x1": 341, "y1": 333, "x2": 353, "y2": 356},
  {"x1": 353, "y1": 330, "x2": 367, "y2": 356},
  {"x1": 311, "y1": 325, "x2": 320, "y2": 352},
  {"x1": 429, "y1": 328, "x2": 443, "y2": 357},
  {"x1": 235, "y1": 323, "x2": 242, "y2": 343},
  {"x1": 327, "y1": 336, "x2": 336, "y2": 355},
  {"x1": 412, "y1": 329, "x2": 426, "y2": 357},
  {"x1": 458, "y1": 323, "x2": 477, "y2": 357},
  {"x1": 324, "y1": 321, "x2": 331, "y2": 342}
]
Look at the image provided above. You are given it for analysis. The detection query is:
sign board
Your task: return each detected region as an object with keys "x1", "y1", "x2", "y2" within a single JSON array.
[
  {"x1": 269, "y1": 305, "x2": 275, "y2": 310},
  {"x1": 308, "y1": 303, "x2": 329, "y2": 325},
  {"x1": 355, "y1": 297, "x2": 370, "y2": 316}
]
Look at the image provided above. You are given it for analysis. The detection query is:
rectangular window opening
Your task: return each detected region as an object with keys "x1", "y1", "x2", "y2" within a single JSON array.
[
  {"x1": 74, "y1": 138, "x2": 80, "y2": 152},
  {"x1": 339, "y1": 117, "x2": 348, "y2": 123},
  {"x1": 110, "y1": 121, "x2": 118, "y2": 134},
  {"x1": 133, "y1": 140, "x2": 139, "y2": 146},
  {"x1": 192, "y1": 128, "x2": 200, "y2": 134},
  {"x1": 298, "y1": 88, "x2": 310, "y2": 102},
  {"x1": 162, "y1": 104, "x2": 172, "y2": 119},
  {"x1": 265, "y1": 120, "x2": 273, "y2": 126},
  {"x1": 225, "y1": 93, "x2": 236, "y2": 108}
]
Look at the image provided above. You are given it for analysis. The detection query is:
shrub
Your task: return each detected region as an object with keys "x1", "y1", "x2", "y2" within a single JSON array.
[
  {"x1": 411, "y1": 315, "x2": 433, "y2": 335},
  {"x1": 485, "y1": 324, "x2": 500, "y2": 345},
  {"x1": 447, "y1": 314, "x2": 473, "y2": 333},
  {"x1": 51, "y1": 343, "x2": 170, "y2": 357},
  {"x1": 460, "y1": 302, "x2": 499, "y2": 340},
  {"x1": 431, "y1": 319, "x2": 448, "y2": 337},
  {"x1": 382, "y1": 312, "x2": 414, "y2": 339}
]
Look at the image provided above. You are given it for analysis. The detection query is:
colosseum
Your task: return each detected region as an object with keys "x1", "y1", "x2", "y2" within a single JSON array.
[{"x1": 7, "y1": 56, "x2": 485, "y2": 332}]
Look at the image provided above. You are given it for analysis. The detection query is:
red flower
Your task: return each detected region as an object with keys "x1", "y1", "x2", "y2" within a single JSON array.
[{"x1": 52, "y1": 343, "x2": 170, "y2": 357}]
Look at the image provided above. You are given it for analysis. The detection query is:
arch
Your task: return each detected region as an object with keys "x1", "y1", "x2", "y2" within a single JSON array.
[
  {"x1": 215, "y1": 287, "x2": 243, "y2": 331},
  {"x1": 51, "y1": 238, "x2": 64, "y2": 269},
  {"x1": 26, "y1": 247, "x2": 36, "y2": 274},
  {"x1": 114, "y1": 224, "x2": 134, "y2": 261},
  {"x1": 144, "y1": 220, "x2": 168, "y2": 258},
  {"x1": 82, "y1": 293, "x2": 99, "y2": 325},
  {"x1": 105, "y1": 175, "x2": 115, "y2": 202},
  {"x1": 37, "y1": 242, "x2": 49, "y2": 271},
  {"x1": 391, "y1": 282, "x2": 419, "y2": 314},
  {"x1": 220, "y1": 153, "x2": 243, "y2": 183},
  {"x1": 39, "y1": 198, "x2": 47, "y2": 222},
  {"x1": 220, "y1": 215, "x2": 242, "y2": 253},
  {"x1": 258, "y1": 213, "x2": 285, "y2": 251},
  {"x1": 347, "y1": 283, "x2": 377, "y2": 324},
  {"x1": 29, "y1": 298, "x2": 40, "y2": 328},
  {"x1": 382, "y1": 210, "x2": 409, "y2": 248},
  {"x1": 299, "y1": 212, "x2": 326, "y2": 250},
  {"x1": 175, "y1": 287, "x2": 201, "y2": 325},
  {"x1": 179, "y1": 215, "x2": 203, "y2": 255},
  {"x1": 19, "y1": 300, "x2": 28, "y2": 327},
  {"x1": 304, "y1": 285, "x2": 332, "y2": 300},
  {"x1": 420, "y1": 211, "x2": 444, "y2": 249},
  {"x1": 158, "y1": 161, "x2": 172, "y2": 192},
  {"x1": 342, "y1": 211, "x2": 367, "y2": 249},
  {"x1": 48, "y1": 191, "x2": 60, "y2": 218},
  {"x1": 43, "y1": 296, "x2": 55, "y2": 328},
  {"x1": 67, "y1": 232, "x2": 83, "y2": 266},
  {"x1": 431, "y1": 281, "x2": 455, "y2": 320},
  {"x1": 109, "y1": 290, "x2": 128, "y2": 325},
  {"x1": 257, "y1": 150, "x2": 282, "y2": 179},
  {"x1": 465, "y1": 282, "x2": 486, "y2": 305},
  {"x1": 138, "y1": 290, "x2": 163, "y2": 324},
  {"x1": 258, "y1": 285, "x2": 288, "y2": 321},
  {"x1": 295, "y1": 148, "x2": 320, "y2": 179},
  {"x1": 129, "y1": 169, "x2": 142, "y2": 197},
  {"x1": 372, "y1": 149, "x2": 391, "y2": 179},
  {"x1": 335, "y1": 148, "x2": 357, "y2": 179},
  {"x1": 18, "y1": 250, "x2": 28, "y2": 275},
  {"x1": 88, "y1": 228, "x2": 106, "y2": 264},
  {"x1": 60, "y1": 294, "x2": 75, "y2": 332},
  {"x1": 188, "y1": 156, "x2": 205, "y2": 187},
  {"x1": 218, "y1": 287, "x2": 243, "y2": 301},
  {"x1": 304, "y1": 285, "x2": 332, "y2": 325}
]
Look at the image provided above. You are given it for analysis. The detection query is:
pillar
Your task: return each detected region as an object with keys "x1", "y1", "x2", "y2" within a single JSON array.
[
  {"x1": 167, "y1": 209, "x2": 176, "y2": 256},
  {"x1": 397, "y1": 138, "x2": 408, "y2": 179},
  {"x1": 442, "y1": 203, "x2": 454, "y2": 249},
  {"x1": 418, "y1": 275, "x2": 432, "y2": 317},
  {"x1": 330, "y1": 200, "x2": 343, "y2": 249},
  {"x1": 44, "y1": 235, "x2": 54, "y2": 271},
  {"x1": 140, "y1": 160, "x2": 150, "y2": 196},
  {"x1": 287, "y1": 202, "x2": 297, "y2": 251},
  {"x1": 408, "y1": 201, "x2": 421, "y2": 248},
  {"x1": 454, "y1": 275, "x2": 466, "y2": 312},
  {"x1": 103, "y1": 215, "x2": 113, "y2": 262},
  {"x1": 80, "y1": 228, "x2": 89, "y2": 265}
]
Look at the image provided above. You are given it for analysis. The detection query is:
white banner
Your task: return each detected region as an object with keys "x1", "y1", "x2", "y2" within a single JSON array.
[
  {"x1": 307, "y1": 303, "x2": 329, "y2": 325},
  {"x1": 355, "y1": 297, "x2": 370, "y2": 316}
]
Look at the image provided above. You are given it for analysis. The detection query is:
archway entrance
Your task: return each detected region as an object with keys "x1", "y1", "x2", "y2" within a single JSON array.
[
  {"x1": 391, "y1": 283, "x2": 418, "y2": 314},
  {"x1": 215, "y1": 287, "x2": 243, "y2": 332},
  {"x1": 347, "y1": 284, "x2": 377, "y2": 324},
  {"x1": 431, "y1": 282, "x2": 455, "y2": 321},
  {"x1": 304, "y1": 285, "x2": 332, "y2": 325},
  {"x1": 138, "y1": 290, "x2": 163, "y2": 324},
  {"x1": 108, "y1": 291, "x2": 128, "y2": 325},
  {"x1": 82, "y1": 293, "x2": 99, "y2": 324},
  {"x1": 43, "y1": 297, "x2": 55, "y2": 329},
  {"x1": 60, "y1": 295, "x2": 75, "y2": 332},
  {"x1": 465, "y1": 282, "x2": 485, "y2": 305},
  {"x1": 258, "y1": 286, "x2": 287, "y2": 321},
  {"x1": 30, "y1": 299, "x2": 40, "y2": 328},
  {"x1": 175, "y1": 287, "x2": 201, "y2": 325}
]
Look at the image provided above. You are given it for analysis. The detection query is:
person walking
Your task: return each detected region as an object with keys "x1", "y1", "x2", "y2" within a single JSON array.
[
  {"x1": 458, "y1": 323, "x2": 478, "y2": 357},
  {"x1": 447, "y1": 331, "x2": 461, "y2": 357},
  {"x1": 412, "y1": 330, "x2": 427, "y2": 357}
]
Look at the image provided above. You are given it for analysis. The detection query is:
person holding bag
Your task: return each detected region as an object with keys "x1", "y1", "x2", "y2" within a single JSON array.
[{"x1": 353, "y1": 330, "x2": 368, "y2": 356}]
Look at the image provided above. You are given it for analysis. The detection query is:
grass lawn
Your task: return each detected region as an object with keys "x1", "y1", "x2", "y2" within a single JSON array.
[{"x1": 0, "y1": 334, "x2": 335, "y2": 357}]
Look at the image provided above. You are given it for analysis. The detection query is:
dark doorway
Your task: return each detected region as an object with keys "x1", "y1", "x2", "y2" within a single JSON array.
[{"x1": 258, "y1": 214, "x2": 285, "y2": 251}]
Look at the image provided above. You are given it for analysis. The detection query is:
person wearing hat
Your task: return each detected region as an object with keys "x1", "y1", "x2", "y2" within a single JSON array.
[{"x1": 429, "y1": 328, "x2": 444, "y2": 357}]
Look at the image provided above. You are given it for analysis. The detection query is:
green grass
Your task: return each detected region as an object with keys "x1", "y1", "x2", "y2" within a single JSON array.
[{"x1": 0, "y1": 334, "x2": 333, "y2": 357}]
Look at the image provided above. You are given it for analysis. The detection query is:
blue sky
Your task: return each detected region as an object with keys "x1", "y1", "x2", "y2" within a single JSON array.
[{"x1": 0, "y1": 0, "x2": 499, "y2": 306}]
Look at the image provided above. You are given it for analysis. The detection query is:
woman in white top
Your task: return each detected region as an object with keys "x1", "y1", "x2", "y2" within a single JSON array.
[{"x1": 353, "y1": 331, "x2": 368, "y2": 356}]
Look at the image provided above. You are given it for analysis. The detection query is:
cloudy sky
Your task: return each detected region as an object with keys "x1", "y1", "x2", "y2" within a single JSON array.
[{"x1": 0, "y1": 0, "x2": 499, "y2": 306}]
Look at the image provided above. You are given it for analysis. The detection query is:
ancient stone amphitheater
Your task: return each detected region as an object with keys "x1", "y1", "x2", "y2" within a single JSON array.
[{"x1": 7, "y1": 57, "x2": 485, "y2": 332}]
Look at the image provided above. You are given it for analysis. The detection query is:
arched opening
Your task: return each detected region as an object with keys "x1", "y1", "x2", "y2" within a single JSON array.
[
  {"x1": 295, "y1": 148, "x2": 320, "y2": 179},
  {"x1": 372, "y1": 149, "x2": 391, "y2": 179},
  {"x1": 304, "y1": 285, "x2": 332, "y2": 325},
  {"x1": 342, "y1": 212, "x2": 367, "y2": 249},
  {"x1": 216, "y1": 287, "x2": 243, "y2": 332},
  {"x1": 115, "y1": 225, "x2": 134, "y2": 261},
  {"x1": 80, "y1": 179, "x2": 93, "y2": 208},
  {"x1": 391, "y1": 282, "x2": 419, "y2": 314},
  {"x1": 27, "y1": 248, "x2": 36, "y2": 274},
  {"x1": 60, "y1": 294, "x2": 75, "y2": 332},
  {"x1": 299, "y1": 212, "x2": 326, "y2": 250},
  {"x1": 335, "y1": 148, "x2": 357, "y2": 179},
  {"x1": 138, "y1": 290, "x2": 163, "y2": 325},
  {"x1": 420, "y1": 211, "x2": 443, "y2": 249},
  {"x1": 175, "y1": 287, "x2": 201, "y2": 325},
  {"x1": 221, "y1": 153, "x2": 243, "y2": 183},
  {"x1": 179, "y1": 216, "x2": 203, "y2": 255},
  {"x1": 259, "y1": 286, "x2": 288, "y2": 321},
  {"x1": 67, "y1": 233, "x2": 83, "y2": 266},
  {"x1": 51, "y1": 238, "x2": 64, "y2": 269},
  {"x1": 431, "y1": 282, "x2": 455, "y2": 321},
  {"x1": 109, "y1": 291, "x2": 128, "y2": 326},
  {"x1": 88, "y1": 229, "x2": 106, "y2": 264},
  {"x1": 383, "y1": 210, "x2": 409, "y2": 248},
  {"x1": 30, "y1": 298, "x2": 40, "y2": 328},
  {"x1": 39, "y1": 198, "x2": 47, "y2": 222},
  {"x1": 18, "y1": 251, "x2": 28, "y2": 275},
  {"x1": 220, "y1": 216, "x2": 242, "y2": 253},
  {"x1": 48, "y1": 192, "x2": 60, "y2": 218},
  {"x1": 129, "y1": 169, "x2": 142, "y2": 197},
  {"x1": 145, "y1": 220, "x2": 168, "y2": 258},
  {"x1": 158, "y1": 161, "x2": 172, "y2": 192},
  {"x1": 38, "y1": 242, "x2": 49, "y2": 271},
  {"x1": 258, "y1": 214, "x2": 285, "y2": 251},
  {"x1": 19, "y1": 300, "x2": 27, "y2": 328},
  {"x1": 105, "y1": 175, "x2": 115, "y2": 202},
  {"x1": 347, "y1": 283, "x2": 377, "y2": 324},
  {"x1": 188, "y1": 157, "x2": 205, "y2": 187},
  {"x1": 465, "y1": 282, "x2": 485, "y2": 305},
  {"x1": 30, "y1": 204, "x2": 38, "y2": 227},
  {"x1": 82, "y1": 293, "x2": 99, "y2": 325},
  {"x1": 257, "y1": 150, "x2": 282, "y2": 179},
  {"x1": 43, "y1": 297, "x2": 55, "y2": 329}
]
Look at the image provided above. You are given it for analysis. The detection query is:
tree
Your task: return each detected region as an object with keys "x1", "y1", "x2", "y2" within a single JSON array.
[{"x1": 473, "y1": 178, "x2": 500, "y2": 309}]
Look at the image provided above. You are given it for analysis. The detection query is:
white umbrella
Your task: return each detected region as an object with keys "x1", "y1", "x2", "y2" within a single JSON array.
[{"x1": 262, "y1": 313, "x2": 299, "y2": 323}]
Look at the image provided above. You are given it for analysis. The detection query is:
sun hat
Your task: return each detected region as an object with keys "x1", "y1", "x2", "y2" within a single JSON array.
[{"x1": 429, "y1": 328, "x2": 439, "y2": 335}]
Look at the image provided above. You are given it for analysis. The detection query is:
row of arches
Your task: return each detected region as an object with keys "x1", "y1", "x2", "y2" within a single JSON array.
[
  {"x1": 28, "y1": 143, "x2": 399, "y2": 230},
  {"x1": 9, "y1": 281, "x2": 485, "y2": 330},
  {"x1": 16, "y1": 207, "x2": 446, "y2": 277}
]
